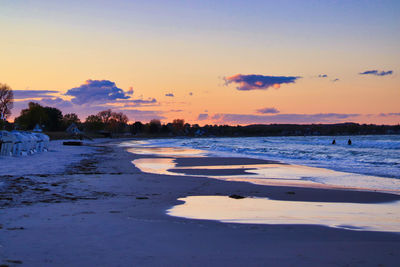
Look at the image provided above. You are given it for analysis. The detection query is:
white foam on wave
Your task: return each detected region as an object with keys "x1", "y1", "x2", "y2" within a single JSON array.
[{"x1": 136, "y1": 135, "x2": 400, "y2": 179}]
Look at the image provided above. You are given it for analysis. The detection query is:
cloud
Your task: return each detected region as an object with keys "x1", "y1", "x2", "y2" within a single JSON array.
[
  {"x1": 13, "y1": 90, "x2": 59, "y2": 99},
  {"x1": 318, "y1": 74, "x2": 328, "y2": 78},
  {"x1": 112, "y1": 98, "x2": 157, "y2": 107},
  {"x1": 129, "y1": 98, "x2": 156, "y2": 105},
  {"x1": 359, "y1": 70, "x2": 393, "y2": 76},
  {"x1": 11, "y1": 98, "x2": 73, "y2": 118},
  {"x1": 189, "y1": 92, "x2": 193, "y2": 96},
  {"x1": 197, "y1": 113, "x2": 209, "y2": 120},
  {"x1": 379, "y1": 112, "x2": 400, "y2": 117},
  {"x1": 256, "y1": 107, "x2": 280, "y2": 114},
  {"x1": 41, "y1": 97, "x2": 73, "y2": 108},
  {"x1": 332, "y1": 78, "x2": 340, "y2": 82},
  {"x1": 10, "y1": 93, "x2": 162, "y2": 123},
  {"x1": 212, "y1": 113, "x2": 360, "y2": 124},
  {"x1": 211, "y1": 114, "x2": 222, "y2": 120},
  {"x1": 127, "y1": 87, "x2": 134, "y2": 95},
  {"x1": 165, "y1": 93, "x2": 174, "y2": 97},
  {"x1": 224, "y1": 74, "x2": 300, "y2": 91},
  {"x1": 65, "y1": 79, "x2": 131, "y2": 105},
  {"x1": 121, "y1": 109, "x2": 166, "y2": 122}
]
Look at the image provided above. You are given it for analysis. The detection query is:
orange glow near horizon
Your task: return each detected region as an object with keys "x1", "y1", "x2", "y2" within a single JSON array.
[{"x1": 1, "y1": 1, "x2": 399, "y2": 125}]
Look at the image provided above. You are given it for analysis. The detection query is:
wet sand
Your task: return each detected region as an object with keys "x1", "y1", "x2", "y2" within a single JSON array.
[{"x1": 1, "y1": 140, "x2": 400, "y2": 266}]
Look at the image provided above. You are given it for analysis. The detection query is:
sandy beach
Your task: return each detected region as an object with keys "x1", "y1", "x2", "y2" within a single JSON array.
[{"x1": 1, "y1": 139, "x2": 400, "y2": 266}]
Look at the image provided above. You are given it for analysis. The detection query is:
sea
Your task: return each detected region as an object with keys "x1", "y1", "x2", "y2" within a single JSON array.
[
  {"x1": 124, "y1": 135, "x2": 400, "y2": 231},
  {"x1": 138, "y1": 135, "x2": 400, "y2": 180}
]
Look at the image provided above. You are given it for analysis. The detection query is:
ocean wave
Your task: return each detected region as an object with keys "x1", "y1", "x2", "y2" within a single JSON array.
[{"x1": 141, "y1": 135, "x2": 400, "y2": 179}]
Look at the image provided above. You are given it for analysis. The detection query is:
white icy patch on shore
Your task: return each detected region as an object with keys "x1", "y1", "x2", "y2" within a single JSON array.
[{"x1": 0, "y1": 140, "x2": 98, "y2": 177}]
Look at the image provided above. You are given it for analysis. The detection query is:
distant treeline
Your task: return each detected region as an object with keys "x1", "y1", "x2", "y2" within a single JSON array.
[
  {"x1": 130, "y1": 121, "x2": 400, "y2": 137},
  {"x1": 1, "y1": 102, "x2": 400, "y2": 137}
]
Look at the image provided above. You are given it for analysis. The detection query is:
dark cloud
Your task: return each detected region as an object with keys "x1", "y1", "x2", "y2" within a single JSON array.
[
  {"x1": 332, "y1": 78, "x2": 340, "y2": 82},
  {"x1": 256, "y1": 107, "x2": 280, "y2": 114},
  {"x1": 379, "y1": 112, "x2": 400, "y2": 117},
  {"x1": 224, "y1": 74, "x2": 300, "y2": 91},
  {"x1": 13, "y1": 90, "x2": 59, "y2": 99},
  {"x1": 65, "y1": 79, "x2": 131, "y2": 105},
  {"x1": 212, "y1": 113, "x2": 360, "y2": 124},
  {"x1": 189, "y1": 92, "x2": 193, "y2": 96},
  {"x1": 197, "y1": 113, "x2": 209, "y2": 120},
  {"x1": 41, "y1": 97, "x2": 73, "y2": 108},
  {"x1": 169, "y1": 109, "x2": 183, "y2": 112},
  {"x1": 114, "y1": 98, "x2": 157, "y2": 107},
  {"x1": 359, "y1": 70, "x2": 393, "y2": 76},
  {"x1": 165, "y1": 93, "x2": 174, "y2": 97},
  {"x1": 318, "y1": 74, "x2": 328, "y2": 78},
  {"x1": 12, "y1": 100, "x2": 36, "y2": 113}
]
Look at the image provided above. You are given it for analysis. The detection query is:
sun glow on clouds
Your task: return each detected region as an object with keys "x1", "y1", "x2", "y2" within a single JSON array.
[
  {"x1": 9, "y1": 79, "x2": 166, "y2": 122},
  {"x1": 65, "y1": 79, "x2": 131, "y2": 105},
  {"x1": 13, "y1": 90, "x2": 59, "y2": 99},
  {"x1": 224, "y1": 74, "x2": 300, "y2": 91},
  {"x1": 8, "y1": 71, "x2": 400, "y2": 125}
]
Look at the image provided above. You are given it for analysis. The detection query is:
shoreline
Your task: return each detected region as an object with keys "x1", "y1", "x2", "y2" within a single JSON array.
[
  {"x1": 1, "y1": 139, "x2": 400, "y2": 266},
  {"x1": 123, "y1": 135, "x2": 400, "y2": 182}
]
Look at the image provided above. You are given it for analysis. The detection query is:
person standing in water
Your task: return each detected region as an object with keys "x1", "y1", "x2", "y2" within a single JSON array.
[
  {"x1": 348, "y1": 139, "x2": 352, "y2": 145},
  {"x1": 332, "y1": 139, "x2": 336, "y2": 145}
]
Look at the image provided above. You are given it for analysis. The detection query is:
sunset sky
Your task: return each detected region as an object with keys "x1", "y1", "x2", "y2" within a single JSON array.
[{"x1": 1, "y1": 0, "x2": 399, "y2": 125}]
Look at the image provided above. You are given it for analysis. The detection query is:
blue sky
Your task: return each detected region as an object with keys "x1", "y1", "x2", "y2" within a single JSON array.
[{"x1": 1, "y1": 0, "x2": 399, "y2": 124}]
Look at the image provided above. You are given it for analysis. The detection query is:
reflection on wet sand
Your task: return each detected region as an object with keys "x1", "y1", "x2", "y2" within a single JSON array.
[
  {"x1": 127, "y1": 145, "x2": 400, "y2": 232},
  {"x1": 132, "y1": 158, "x2": 176, "y2": 176},
  {"x1": 167, "y1": 196, "x2": 400, "y2": 232},
  {"x1": 127, "y1": 146, "x2": 206, "y2": 157},
  {"x1": 132, "y1": 157, "x2": 400, "y2": 193}
]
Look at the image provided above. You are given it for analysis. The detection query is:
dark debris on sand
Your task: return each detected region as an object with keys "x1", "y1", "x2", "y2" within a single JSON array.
[
  {"x1": 0, "y1": 146, "x2": 118, "y2": 209},
  {"x1": 229, "y1": 194, "x2": 246, "y2": 199}
]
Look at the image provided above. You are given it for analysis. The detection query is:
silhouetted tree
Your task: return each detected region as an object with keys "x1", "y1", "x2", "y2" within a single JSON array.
[
  {"x1": 43, "y1": 106, "x2": 63, "y2": 131},
  {"x1": 108, "y1": 111, "x2": 129, "y2": 133},
  {"x1": 63, "y1": 113, "x2": 81, "y2": 126},
  {"x1": 84, "y1": 115, "x2": 104, "y2": 132},
  {"x1": 15, "y1": 102, "x2": 48, "y2": 130},
  {"x1": 131, "y1": 121, "x2": 143, "y2": 134},
  {"x1": 149, "y1": 119, "x2": 161, "y2": 134},
  {"x1": 0, "y1": 83, "x2": 13, "y2": 121},
  {"x1": 15, "y1": 102, "x2": 64, "y2": 131},
  {"x1": 97, "y1": 109, "x2": 113, "y2": 124},
  {"x1": 172, "y1": 119, "x2": 185, "y2": 130}
]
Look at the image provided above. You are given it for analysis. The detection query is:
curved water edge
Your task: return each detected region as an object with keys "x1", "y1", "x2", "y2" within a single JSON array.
[
  {"x1": 167, "y1": 196, "x2": 400, "y2": 233},
  {"x1": 122, "y1": 137, "x2": 400, "y2": 194},
  {"x1": 122, "y1": 135, "x2": 400, "y2": 179},
  {"x1": 121, "y1": 140, "x2": 400, "y2": 232},
  {"x1": 131, "y1": 157, "x2": 400, "y2": 194}
]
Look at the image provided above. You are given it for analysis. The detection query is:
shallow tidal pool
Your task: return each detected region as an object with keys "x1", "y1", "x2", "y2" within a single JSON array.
[{"x1": 167, "y1": 196, "x2": 400, "y2": 232}]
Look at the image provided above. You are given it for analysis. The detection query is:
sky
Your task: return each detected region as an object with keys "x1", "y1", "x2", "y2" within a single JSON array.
[{"x1": 1, "y1": 0, "x2": 399, "y2": 125}]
